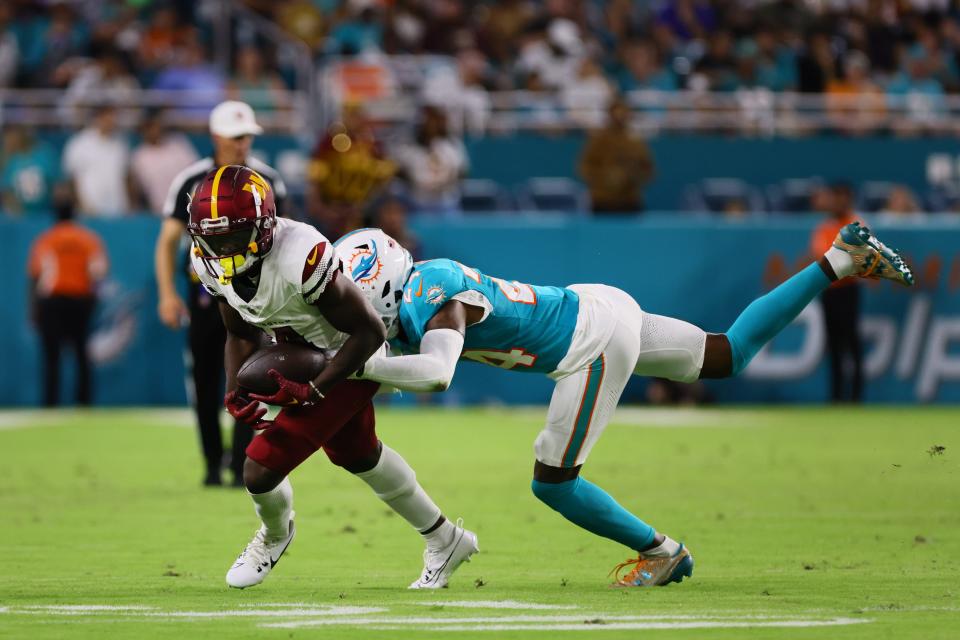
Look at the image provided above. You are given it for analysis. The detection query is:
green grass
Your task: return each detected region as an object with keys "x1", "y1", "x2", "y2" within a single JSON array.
[{"x1": 0, "y1": 405, "x2": 958, "y2": 639}]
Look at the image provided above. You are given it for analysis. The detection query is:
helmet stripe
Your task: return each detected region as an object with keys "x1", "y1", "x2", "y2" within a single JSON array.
[{"x1": 209, "y1": 165, "x2": 230, "y2": 218}]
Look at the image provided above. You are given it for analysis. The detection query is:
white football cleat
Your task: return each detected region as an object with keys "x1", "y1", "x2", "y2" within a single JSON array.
[
  {"x1": 409, "y1": 519, "x2": 479, "y2": 589},
  {"x1": 226, "y1": 514, "x2": 296, "y2": 589}
]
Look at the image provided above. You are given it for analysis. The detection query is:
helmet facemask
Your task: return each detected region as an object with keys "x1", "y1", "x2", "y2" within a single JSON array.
[{"x1": 188, "y1": 175, "x2": 275, "y2": 284}]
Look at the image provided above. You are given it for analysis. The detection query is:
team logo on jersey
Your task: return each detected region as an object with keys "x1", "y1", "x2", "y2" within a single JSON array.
[
  {"x1": 345, "y1": 240, "x2": 382, "y2": 285},
  {"x1": 426, "y1": 285, "x2": 446, "y2": 305}
]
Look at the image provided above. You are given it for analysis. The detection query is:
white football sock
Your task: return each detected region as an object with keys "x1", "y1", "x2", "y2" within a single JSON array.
[
  {"x1": 355, "y1": 444, "x2": 443, "y2": 534},
  {"x1": 642, "y1": 534, "x2": 681, "y2": 558},
  {"x1": 824, "y1": 246, "x2": 855, "y2": 279},
  {"x1": 248, "y1": 476, "x2": 293, "y2": 541},
  {"x1": 423, "y1": 519, "x2": 456, "y2": 550}
]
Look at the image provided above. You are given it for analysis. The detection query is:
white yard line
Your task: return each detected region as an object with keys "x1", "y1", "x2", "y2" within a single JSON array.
[
  {"x1": 0, "y1": 408, "x2": 198, "y2": 431},
  {"x1": 414, "y1": 600, "x2": 578, "y2": 610},
  {"x1": 405, "y1": 618, "x2": 871, "y2": 632},
  {"x1": 19, "y1": 605, "x2": 157, "y2": 612},
  {"x1": 1, "y1": 602, "x2": 875, "y2": 633},
  {"x1": 263, "y1": 615, "x2": 871, "y2": 630}
]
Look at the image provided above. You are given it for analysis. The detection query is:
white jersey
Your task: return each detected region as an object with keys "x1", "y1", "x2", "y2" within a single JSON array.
[{"x1": 191, "y1": 218, "x2": 347, "y2": 349}]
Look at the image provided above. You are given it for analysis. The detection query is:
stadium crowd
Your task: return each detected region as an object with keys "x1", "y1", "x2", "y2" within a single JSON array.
[
  {"x1": 4, "y1": 0, "x2": 960, "y2": 220},
  {"x1": 5, "y1": 1, "x2": 960, "y2": 98}
]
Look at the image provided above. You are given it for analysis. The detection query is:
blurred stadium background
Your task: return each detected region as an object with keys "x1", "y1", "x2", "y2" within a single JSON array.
[{"x1": 2, "y1": 0, "x2": 960, "y2": 406}]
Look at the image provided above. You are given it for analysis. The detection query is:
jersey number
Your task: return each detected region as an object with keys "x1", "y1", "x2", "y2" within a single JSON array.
[
  {"x1": 456, "y1": 262, "x2": 536, "y2": 305},
  {"x1": 462, "y1": 348, "x2": 537, "y2": 369}
]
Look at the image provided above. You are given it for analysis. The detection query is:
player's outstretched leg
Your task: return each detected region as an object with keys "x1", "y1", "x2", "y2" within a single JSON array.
[
  {"x1": 531, "y1": 466, "x2": 693, "y2": 587},
  {"x1": 531, "y1": 326, "x2": 693, "y2": 588},
  {"x1": 226, "y1": 465, "x2": 296, "y2": 589},
  {"x1": 701, "y1": 222, "x2": 913, "y2": 378},
  {"x1": 349, "y1": 443, "x2": 478, "y2": 589}
]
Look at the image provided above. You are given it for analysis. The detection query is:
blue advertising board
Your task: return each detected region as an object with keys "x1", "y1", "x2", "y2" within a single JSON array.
[{"x1": 2, "y1": 215, "x2": 958, "y2": 406}]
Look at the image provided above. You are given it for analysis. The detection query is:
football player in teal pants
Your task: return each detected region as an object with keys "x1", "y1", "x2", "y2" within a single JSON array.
[{"x1": 311, "y1": 223, "x2": 913, "y2": 587}]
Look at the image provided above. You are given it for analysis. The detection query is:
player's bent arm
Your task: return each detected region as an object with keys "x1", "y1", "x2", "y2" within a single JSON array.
[
  {"x1": 219, "y1": 301, "x2": 262, "y2": 392},
  {"x1": 309, "y1": 274, "x2": 387, "y2": 395},
  {"x1": 362, "y1": 329, "x2": 464, "y2": 392},
  {"x1": 358, "y1": 299, "x2": 473, "y2": 392}
]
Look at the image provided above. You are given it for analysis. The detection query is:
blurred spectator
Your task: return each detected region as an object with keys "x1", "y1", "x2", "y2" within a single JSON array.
[
  {"x1": 797, "y1": 30, "x2": 838, "y2": 93},
  {"x1": 371, "y1": 194, "x2": 422, "y2": 260},
  {"x1": 0, "y1": 3, "x2": 18, "y2": 87},
  {"x1": 137, "y1": 6, "x2": 182, "y2": 76},
  {"x1": 130, "y1": 110, "x2": 199, "y2": 214},
  {"x1": 274, "y1": 1, "x2": 326, "y2": 53},
  {"x1": 383, "y1": 0, "x2": 428, "y2": 53},
  {"x1": 394, "y1": 105, "x2": 469, "y2": 216},
  {"x1": 909, "y1": 23, "x2": 958, "y2": 91},
  {"x1": 875, "y1": 185, "x2": 923, "y2": 222},
  {"x1": 227, "y1": 46, "x2": 290, "y2": 112},
  {"x1": 63, "y1": 47, "x2": 140, "y2": 111},
  {"x1": 27, "y1": 186, "x2": 108, "y2": 406},
  {"x1": 578, "y1": 97, "x2": 655, "y2": 214},
  {"x1": 694, "y1": 30, "x2": 738, "y2": 91},
  {"x1": 1, "y1": 125, "x2": 60, "y2": 216},
  {"x1": 517, "y1": 18, "x2": 585, "y2": 90},
  {"x1": 62, "y1": 105, "x2": 131, "y2": 217},
  {"x1": 617, "y1": 39, "x2": 678, "y2": 92},
  {"x1": 887, "y1": 50, "x2": 947, "y2": 129},
  {"x1": 826, "y1": 51, "x2": 886, "y2": 134},
  {"x1": 422, "y1": 48, "x2": 492, "y2": 135},
  {"x1": 18, "y1": 2, "x2": 89, "y2": 87},
  {"x1": 326, "y1": 0, "x2": 384, "y2": 55},
  {"x1": 151, "y1": 32, "x2": 225, "y2": 112},
  {"x1": 655, "y1": 0, "x2": 717, "y2": 41},
  {"x1": 306, "y1": 102, "x2": 396, "y2": 237},
  {"x1": 477, "y1": 0, "x2": 536, "y2": 69},
  {"x1": 420, "y1": 0, "x2": 471, "y2": 55},
  {"x1": 562, "y1": 58, "x2": 614, "y2": 127},
  {"x1": 752, "y1": 25, "x2": 797, "y2": 92},
  {"x1": 810, "y1": 183, "x2": 863, "y2": 403}
]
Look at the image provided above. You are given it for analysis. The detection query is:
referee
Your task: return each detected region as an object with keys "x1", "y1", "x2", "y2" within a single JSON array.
[{"x1": 154, "y1": 100, "x2": 287, "y2": 487}]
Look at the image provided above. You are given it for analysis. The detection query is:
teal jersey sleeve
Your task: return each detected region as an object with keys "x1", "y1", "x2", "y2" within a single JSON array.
[
  {"x1": 397, "y1": 259, "x2": 469, "y2": 345},
  {"x1": 395, "y1": 258, "x2": 581, "y2": 374}
]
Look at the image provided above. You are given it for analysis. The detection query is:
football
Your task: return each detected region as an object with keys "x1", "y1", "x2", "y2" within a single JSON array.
[{"x1": 236, "y1": 343, "x2": 328, "y2": 398}]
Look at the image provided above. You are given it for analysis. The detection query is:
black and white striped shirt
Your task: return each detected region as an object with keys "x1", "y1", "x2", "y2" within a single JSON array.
[{"x1": 162, "y1": 156, "x2": 288, "y2": 225}]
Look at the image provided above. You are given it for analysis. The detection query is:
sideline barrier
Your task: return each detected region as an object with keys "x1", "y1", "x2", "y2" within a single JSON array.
[{"x1": 2, "y1": 215, "x2": 958, "y2": 405}]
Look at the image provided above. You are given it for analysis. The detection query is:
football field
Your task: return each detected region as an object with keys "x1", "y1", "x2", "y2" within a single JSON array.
[{"x1": 1, "y1": 405, "x2": 957, "y2": 639}]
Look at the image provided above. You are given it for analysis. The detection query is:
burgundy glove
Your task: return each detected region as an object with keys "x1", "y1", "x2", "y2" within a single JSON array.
[
  {"x1": 248, "y1": 369, "x2": 322, "y2": 407},
  {"x1": 224, "y1": 389, "x2": 271, "y2": 430}
]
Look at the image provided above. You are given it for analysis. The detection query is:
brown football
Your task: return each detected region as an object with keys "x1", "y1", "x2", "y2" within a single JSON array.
[{"x1": 237, "y1": 343, "x2": 328, "y2": 398}]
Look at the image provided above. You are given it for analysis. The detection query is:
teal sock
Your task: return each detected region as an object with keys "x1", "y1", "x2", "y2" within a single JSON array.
[
  {"x1": 727, "y1": 262, "x2": 830, "y2": 375},
  {"x1": 531, "y1": 477, "x2": 655, "y2": 551}
]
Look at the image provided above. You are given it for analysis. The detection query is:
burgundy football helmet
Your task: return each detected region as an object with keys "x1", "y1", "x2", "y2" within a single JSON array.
[{"x1": 187, "y1": 165, "x2": 276, "y2": 282}]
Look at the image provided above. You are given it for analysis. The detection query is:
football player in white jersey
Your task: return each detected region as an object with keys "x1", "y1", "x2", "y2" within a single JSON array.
[
  {"x1": 336, "y1": 225, "x2": 913, "y2": 587},
  {"x1": 187, "y1": 166, "x2": 477, "y2": 589}
]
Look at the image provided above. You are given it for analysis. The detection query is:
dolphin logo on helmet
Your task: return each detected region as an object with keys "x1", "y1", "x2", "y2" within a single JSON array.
[
  {"x1": 335, "y1": 228, "x2": 413, "y2": 339},
  {"x1": 351, "y1": 239, "x2": 381, "y2": 284}
]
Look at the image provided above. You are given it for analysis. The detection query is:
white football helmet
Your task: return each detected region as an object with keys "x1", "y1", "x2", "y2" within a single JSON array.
[{"x1": 334, "y1": 228, "x2": 414, "y2": 339}]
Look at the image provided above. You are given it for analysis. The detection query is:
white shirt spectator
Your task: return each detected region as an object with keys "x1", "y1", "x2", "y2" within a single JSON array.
[
  {"x1": 422, "y1": 64, "x2": 491, "y2": 136},
  {"x1": 562, "y1": 60, "x2": 614, "y2": 128},
  {"x1": 517, "y1": 19, "x2": 585, "y2": 90},
  {"x1": 63, "y1": 126, "x2": 130, "y2": 217},
  {"x1": 131, "y1": 134, "x2": 199, "y2": 213},
  {"x1": 395, "y1": 137, "x2": 468, "y2": 214}
]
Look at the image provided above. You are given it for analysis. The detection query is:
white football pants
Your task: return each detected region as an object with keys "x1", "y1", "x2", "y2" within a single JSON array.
[{"x1": 534, "y1": 284, "x2": 707, "y2": 468}]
